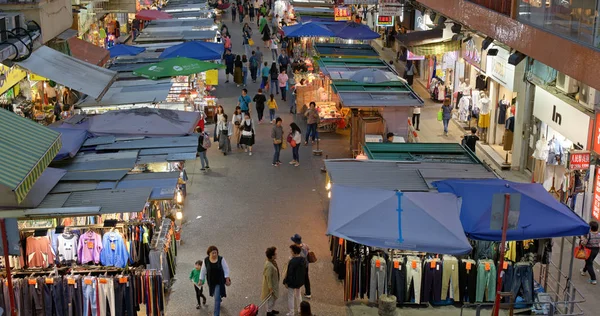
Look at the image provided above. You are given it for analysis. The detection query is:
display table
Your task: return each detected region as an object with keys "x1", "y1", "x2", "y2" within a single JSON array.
[{"x1": 317, "y1": 102, "x2": 343, "y2": 132}]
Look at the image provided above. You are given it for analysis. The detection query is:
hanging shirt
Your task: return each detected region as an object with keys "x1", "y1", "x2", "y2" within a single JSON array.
[
  {"x1": 57, "y1": 233, "x2": 79, "y2": 263},
  {"x1": 78, "y1": 231, "x2": 103, "y2": 264},
  {"x1": 100, "y1": 231, "x2": 130, "y2": 268},
  {"x1": 26, "y1": 236, "x2": 55, "y2": 268}
]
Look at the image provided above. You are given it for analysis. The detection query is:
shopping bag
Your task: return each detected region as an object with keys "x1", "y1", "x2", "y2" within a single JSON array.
[
  {"x1": 574, "y1": 243, "x2": 591, "y2": 260},
  {"x1": 248, "y1": 38, "x2": 255, "y2": 46},
  {"x1": 437, "y1": 110, "x2": 443, "y2": 122}
]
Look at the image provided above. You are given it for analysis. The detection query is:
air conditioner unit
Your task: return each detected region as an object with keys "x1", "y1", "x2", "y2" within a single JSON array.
[
  {"x1": 579, "y1": 83, "x2": 600, "y2": 109},
  {"x1": 0, "y1": 17, "x2": 7, "y2": 42},
  {"x1": 556, "y1": 72, "x2": 579, "y2": 94},
  {"x1": 0, "y1": 13, "x2": 25, "y2": 32}
]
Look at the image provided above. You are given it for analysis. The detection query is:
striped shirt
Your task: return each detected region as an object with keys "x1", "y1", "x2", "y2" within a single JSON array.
[{"x1": 585, "y1": 232, "x2": 600, "y2": 248}]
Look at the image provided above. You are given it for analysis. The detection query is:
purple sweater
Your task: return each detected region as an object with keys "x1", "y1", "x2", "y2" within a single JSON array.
[{"x1": 78, "y1": 231, "x2": 103, "y2": 264}]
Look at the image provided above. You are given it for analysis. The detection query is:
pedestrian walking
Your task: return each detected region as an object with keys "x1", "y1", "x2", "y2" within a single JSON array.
[
  {"x1": 231, "y1": 4, "x2": 237, "y2": 22},
  {"x1": 277, "y1": 50, "x2": 290, "y2": 73},
  {"x1": 291, "y1": 234, "x2": 311, "y2": 298},
  {"x1": 242, "y1": 55, "x2": 249, "y2": 86},
  {"x1": 213, "y1": 105, "x2": 225, "y2": 142},
  {"x1": 288, "y1": 123, "x2": 301, "y2": 167},
  {"x1": 238, "y1": 2, "x2": 244, "y2": 22},
  {"x1": 581, "y1": 221, "x2": 600, "y2": 284},
  {"x1": 291, "y1": 78, "x2": 305, "y2": 114},
  {"x1": 224, "y1": 50, "x2": 235, "y2": 83},
  {"x1": 261, "y1": 62, "x2": 270, "y2": 90},
  {"x1": 270, "y1": 38, "x2": 278, "y2": 60},
  {"x1": 249, "y1": 51, "x2": 258, "y2": 83},
  {"x1": 441, "y1": 99, "x2": 453, "y2": 136},
  {"x1": 196, "y1": 126, "x2": 210, "y2": 171},
  {"x1": 199, "y1": 246, "x2": 231, "y2": 316},
  {"x1": 232, "y1": 106, "x2": 243, "y2": 148},
  {"x1": 267, "y1": 94, "x2": 278, "y2": 123},
  {"x1": 249, "y1": 2, "x2": 255, "y2": 21},
  {"x1": 271, "y1": 117, "x2": 283, "y2": 166},
  {"x1": 255, "y1": 47, "x2": 264, "y2": 74},
  {"x1": 412, "y1": 105, "x2": 421, "y2": 131},
  {"x1": 300, "y1": 301, "x2": 313, "y2": 316},
  {"x1": 270, "y1": 63, "x2": 279, "y2": 95},
  {"x1": 262, "y1": 247, "x2": 280, "y2": 316},
  {"x1": 260, "y1": 16, "x2": 270, "y2": 47},
  {"x1": 404, "y1": 60, "x2": 416, "y2": 86},
  {"x1": 234, "y1": 55, "x2": 243, "y2": 86},
  {"x1": 237, "y1": 88, "x2": 252, "y2": 117},
  {"x1": 283, "y1": 244, "x2": 306, "y2": 315},
  {"x1": 253, "y1": 88, "x2": 267, "y2": 123},
  {"x1": 217, "y1": 114, "x2": 232, "y2": 155},
  {"x1": 278, "y1": 69, "x2": 288, "y2": 101},
  {"x1": 304, "y1": 102, "x2": 319, "y2": 145},
  {"x1": 243, "y1": 23, "x2": 252, "y2": 58},
  {"x1": 239, "y1": 113, "x2": 255, "y2": 155},
  {"x1": 190, "y1": 260, "x2": 207, "y2": 309}
]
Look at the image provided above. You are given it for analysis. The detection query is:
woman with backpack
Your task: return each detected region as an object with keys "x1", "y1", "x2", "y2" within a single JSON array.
[
  {"x1": 195, "y1": 126, "x2": 210, "y2": 171},
  {"x1": 269, "y1": 62, "x2": 279, "y2": 95}
]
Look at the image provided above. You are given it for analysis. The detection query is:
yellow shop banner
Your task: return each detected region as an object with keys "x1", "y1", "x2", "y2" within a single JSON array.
[
  {"x1": 0, "y1": 65, "x2": 27, "y2": 96},
  {"x1": 205, "y1": 69, "x2": 218, "y2": 86}
]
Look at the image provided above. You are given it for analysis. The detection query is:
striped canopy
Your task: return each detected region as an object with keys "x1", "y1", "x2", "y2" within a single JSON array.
[
  {"x1": 407, "y1": 40, "x2": 461, "y2": 57},
  {"x1": 0, "y1": 109, "x2": 61, "y2": 204}
]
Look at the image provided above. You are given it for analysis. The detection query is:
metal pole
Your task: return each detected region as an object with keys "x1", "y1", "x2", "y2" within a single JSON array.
[
  {"x1": 567, "y1": 236, "x2": 576, "y2": 314},
  {"x1": 0, "y1": 219, "x2": 17, "y2": 316},
  {"x1": 492, "y1": 193, "x2": 511, "y2": 316},
  {"x1": 555, "y1": 237, "x2": 565, "y2": 302}
]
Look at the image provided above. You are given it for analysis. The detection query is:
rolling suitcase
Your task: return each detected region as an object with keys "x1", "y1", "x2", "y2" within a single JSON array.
[{"x1": 239, "y1": 293, "x2": 272, "y2": 316}]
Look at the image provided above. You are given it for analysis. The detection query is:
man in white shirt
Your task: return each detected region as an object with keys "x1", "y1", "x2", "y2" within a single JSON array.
[{"x1": 412, "y1": 106, "x2": 421, "y2": 131}]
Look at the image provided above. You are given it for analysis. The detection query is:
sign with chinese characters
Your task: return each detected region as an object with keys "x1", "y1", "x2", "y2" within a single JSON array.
[
  {"x1": 593, "y1": 171, "x2": 600, "y2": 221},
  {"x1": 593, "y1": 112, "x2": 600, "y2": 155},
  {"x1": 0, "y1": 65, "x2": 27, "y2": 96},
  {"x1": 334, "y1": 6, "x2": 352, "y2": 21},
  {"x1": 377, "y1": 15, "x2": 394, "y2": 27},
  {"x1": 568, "y1": 151, "x2": 591, "y2": 170},
  {"x1": 379, "y1": 0, "x2": 402, "y2": 16}
]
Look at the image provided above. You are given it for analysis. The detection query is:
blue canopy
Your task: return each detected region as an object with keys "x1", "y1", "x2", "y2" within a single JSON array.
[
  {"x1": 49, "y1": 128, "x2": 90, "y2": 161},
  {"x1": 159, "y1": 41, "x2": 224, "y2": 60},
  {"x1": 328, "y1": 22, "x2": 380, "y2": 40},
  {"x1": 108, "y1": 44, "x2": 146, "y2": 58},
  {"x1": 433, "y1": 179, "x2": 590, "y2": 241},
  {"x1": 282, "y1": 22, "x2": 335, "y2": 38},
  {"x1": 328, "y1": 185, "x2": 472, "y2": 255}
]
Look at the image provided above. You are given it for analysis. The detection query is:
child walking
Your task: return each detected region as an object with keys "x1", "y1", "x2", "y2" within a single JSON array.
[
  {"x1": 190, "y1": 260, "x2": 207, "y2": 309},
  {"x1": 268, "y1": 94, "x2": 278, "y2": 123}
]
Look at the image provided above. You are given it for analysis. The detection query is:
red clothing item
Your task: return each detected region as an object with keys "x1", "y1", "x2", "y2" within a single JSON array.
[{"x1": 26, "y1": 236, "x2": 54, "y2": 268}]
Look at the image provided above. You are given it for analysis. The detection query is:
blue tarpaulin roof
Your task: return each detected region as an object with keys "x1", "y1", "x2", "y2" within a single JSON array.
[
  {"x1": 327, "y1": 22, "x2": 380, "y2": 40},
  {"x1": 433, "y1": 179, "x2": 590, "y2": 241},
  {"x1": 282, "y1": 22, "x2": 335, "y2": 38},
  {"x1": 159, "y1": 41, "x2": 224, "y2": 60},
  {"x1": 50, "y1": 128, "x2": 90, "y2": 161},
  {"x1": 108, "y1": 44, "x2": 146, "y2": 58},
  {"x1": 115, "y1": 178, "x2": 178, "y2": 200},
  {"x1": 328, "y1": 185, "x2": 472, "y2": 255}
]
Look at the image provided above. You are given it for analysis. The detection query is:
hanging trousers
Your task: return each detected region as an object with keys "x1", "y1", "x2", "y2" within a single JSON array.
[
  {"x1": 98, "y1": 278, "x2": 115, "y2": 316},
  {"x1": 64, "y1": 278, "x2": 83, "y2": 316},
  {"x1": 389, "y1": 259, "x2": 407, "y2": 303},
  {"x1": 368, "y1": 256, "x2": 386, "y2": 303},
  {"x1": 476, "y1": 260, "x2": 497, "y2": 302},
  {"x1": 405, "y1": 256, "x2": 422, "y2": 304},
  {"x1": 43, "y1": 277, "x2": 65, "y2": 316},
  {"x1": 501, "y1": 263, "x2": 514, "y2": 303},
  {"x1": 511, "y1": 264, "x2": 534, "y2": 303},
  {"x1": 422, "y1": 260, "x2": 443, "y2": 302},
  {"x1": 459, "y1": 260, "x2": 478, "y2": 303},
  {"x1": 83, "y1": 278, "x2": 98, "y2": 316},
  {"x1": 23, "y1": 278, "x2": 44, "y2": 316},
  {"x1": 115, "y1": 279, "x2": 135, "y2": 316},
  {"x1": 441, "y1": 257, "x2": 460, "y2": 300}
]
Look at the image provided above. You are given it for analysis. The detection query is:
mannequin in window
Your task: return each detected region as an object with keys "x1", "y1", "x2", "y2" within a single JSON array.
[
  {"x1": 497, "y1": 95, "x2": 509, "y2": 125},
  {"x1": 532, "y1": 135, "x2": 549, "y2": 183},
  {"x1": 477, "y1": 91, "x2": 491, "y2": 142}
]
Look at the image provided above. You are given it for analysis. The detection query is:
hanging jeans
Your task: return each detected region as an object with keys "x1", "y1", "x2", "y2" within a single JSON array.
[
  {"x1": 501, "y1": 263, "x2": 514, "y2": 303},
  {"x1": 459, "y1": 260, "x2": 478, "y2": 303},
  {"x1": 43, "y1": 278, "x2": 64, "y2": 316},
  {"x1": 65, "y1": 278, "x2": 83, "y2": 316},
  {"x1": 422, "y1": 260, "x2": 442, "y2": 302},
  {"x1": 115, "y1": 279, "x2": 135, "y2": 316},
  {"x1": 98, "y1": 278, "x2": 115, "y2": 316},
  {"x1": 441, "y1": 257, "x2": 460, "y2": 301},
  {"x1": 476, "y1": 260, "x2": 496, "y2": 302},
  {"x1": 83, "y1": 278, "x2": 98, "y2": 316},
  {"x1": 511, "y1": 264, "x2": 534, "y2": 303},
  {"x1": 369, "y1": 256, "x2": 386, "y2": 303},
  {"x1": 23, "y1": 278, "x2": 44, "y2": 316},
  {"x1": 405, "y1": 256, "x2": 422, "y2": 303},
  {"x1": 389, "y1": 260, "x2": 407, "y2": 303}
]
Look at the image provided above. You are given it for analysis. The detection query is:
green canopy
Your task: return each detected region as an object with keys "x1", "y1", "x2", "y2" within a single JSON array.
[{"x1": 132, "y1": 57, "x2": 225, "y2": 80}]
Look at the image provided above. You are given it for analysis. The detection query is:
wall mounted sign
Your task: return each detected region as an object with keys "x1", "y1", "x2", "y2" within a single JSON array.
[
  {"x1": 334, "y1": 6, "x2": 352, "y2": 21},
  {"x1": 377, "y1": 15, "x2": 394, "y2": 27}
]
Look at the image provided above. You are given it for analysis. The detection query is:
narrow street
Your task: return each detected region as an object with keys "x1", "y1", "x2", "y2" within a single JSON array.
[{"x1": 166, "y1": 14, "x2": 348, "y2": 316}]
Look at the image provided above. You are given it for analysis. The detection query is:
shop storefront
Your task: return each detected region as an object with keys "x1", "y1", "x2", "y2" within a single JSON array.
[{"x1": 528, "y1": 85, "x2": 593, "y2": 204}]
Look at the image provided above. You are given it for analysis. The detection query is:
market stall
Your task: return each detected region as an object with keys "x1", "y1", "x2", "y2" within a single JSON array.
[{"x1": 314, "y1": 43, "x2": 379, "y2": 58}]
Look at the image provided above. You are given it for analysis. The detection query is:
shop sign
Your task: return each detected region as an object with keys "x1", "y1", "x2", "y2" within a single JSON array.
[
  {"x1": 414, "y1": 10, "x2": 431, "y2": 31},
  {"x1": 533, "y1": 86, "x2": 591, "y2": 149},
  {"x1": 568, "y1": 151, "x2": 591, "y2": 170},
  {"x1": 334, "y1": 6, "x2": 352, "y2": 21},
  {"x1": 29, "y1": 74, "x2": 47, "y2": 82},
  {"x1": 593, "y1": 171, "x2": 600, "y2": 221},
  {"x1": 379, "y1": 0, "x2": 402, "y2": 16},
  {"x1": 593, "y1": 112, "x2": 600, "y2": 155},
  {"x1": 377, "y1": 15, "x2": 394, "y2": 27},
  {"x1": 461, "y1": 36, "x2": 483, "y2": 69},
  {"x1": 407, "y1": 50, "x2": 425, "y2": 60},
  {"x1": 0, "y1": 65, "x2": 27, "y2": 96},
  {"x1": 486, "y1": 46, "x2": 516, "y2": 91}
]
